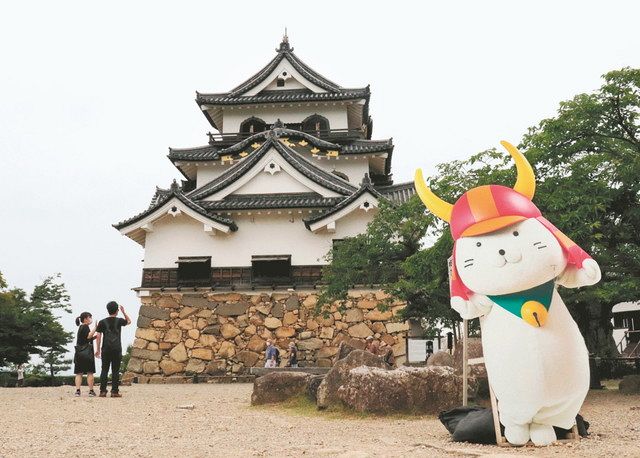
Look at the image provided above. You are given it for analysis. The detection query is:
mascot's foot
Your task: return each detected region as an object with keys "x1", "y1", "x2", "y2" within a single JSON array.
[
  {"x1": 504, "y1": 424, "x2": 530, "y2": 446},
  {"x1": 529, "y1": 423, "x2": 556, "y2": 446}
]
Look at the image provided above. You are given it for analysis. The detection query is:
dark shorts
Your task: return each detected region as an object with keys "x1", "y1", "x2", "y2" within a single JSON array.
[{"x1": 74, "y1": 353, "x2": 96, "y2": 374}]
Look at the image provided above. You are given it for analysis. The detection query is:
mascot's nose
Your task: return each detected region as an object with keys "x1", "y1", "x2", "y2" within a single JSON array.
[{"x1": 498, "y1": 249, "x2": 506, "y2": 256}]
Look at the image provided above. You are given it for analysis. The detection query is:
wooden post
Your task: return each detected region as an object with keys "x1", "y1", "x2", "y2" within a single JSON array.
[{"x1": 462, "y1": 318, "x2": 469, "y2": 406}]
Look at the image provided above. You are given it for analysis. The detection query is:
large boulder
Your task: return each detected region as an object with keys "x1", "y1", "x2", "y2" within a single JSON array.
[
  {"x1": 250, "y1": 372, "x2": 310, "y2": 405},
  {"x1": 337, "y1": 365, "x2": 463, "y2": 414},
  {"x1": 426, "y1": 350, "x2": 454, "y2": 367},
  {"x1": 335, "y1": 340, "x2": 366, "y2": 362},
  {"x1": 316, "y1": 349, "x2": 390, "y2": 408},
  {"x1": 453, "y1": 337, "x2": 484, "y2": 372},
  {"x1": 307, "y1": 375, "x2": 325, "y2": 402},
  {"x1": 619, "y1": 374, "x2": 640, "y2": 394}
]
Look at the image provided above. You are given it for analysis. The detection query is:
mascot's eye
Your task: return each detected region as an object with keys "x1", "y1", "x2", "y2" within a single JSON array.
[
  {"x1": 476, "y1": 242, "x2": 482, "y2": 247},
  {"x1": 513, "y1": 231, "x2": 519, "y2": 236}
]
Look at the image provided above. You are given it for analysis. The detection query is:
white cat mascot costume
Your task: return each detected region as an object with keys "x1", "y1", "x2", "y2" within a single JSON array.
[{"x1": 414, "y1": 141, "x2": 601, "y2": 446}]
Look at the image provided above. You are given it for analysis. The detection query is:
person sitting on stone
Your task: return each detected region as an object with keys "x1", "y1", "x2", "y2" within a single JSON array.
[
  {"x1": 288, "y1": 342, "x2": 298, "y2": 368},
  {"x1": 264, "y1": 340, "x2": 277, "y2": 368},
  {"x1": 379, "y1": 341, "x2": 395, "y2": 367},
  {"x1": 365, "y1": 336, "x2": 379, "y2": 355}
]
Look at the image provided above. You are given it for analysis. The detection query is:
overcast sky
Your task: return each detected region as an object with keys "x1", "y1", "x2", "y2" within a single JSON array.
[{"x1": 1, "y1": 1, "x2": 638, "y2": 362}]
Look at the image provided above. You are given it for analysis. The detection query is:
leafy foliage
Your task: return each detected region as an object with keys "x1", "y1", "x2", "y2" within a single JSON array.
[
  {"x1": 320, "y1": 68, "x2": 640, "y2": 356},
  {"x1": 0, "y1": 272, "x2": 73, "y2": 367}
]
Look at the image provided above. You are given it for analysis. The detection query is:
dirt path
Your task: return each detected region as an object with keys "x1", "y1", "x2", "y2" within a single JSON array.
[{"x1": 1, "y1": 384, "x2": 639, "y2": 457}]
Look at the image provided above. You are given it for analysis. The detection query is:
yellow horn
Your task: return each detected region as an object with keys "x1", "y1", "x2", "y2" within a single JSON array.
[
  {"x1": 414, "y1": 168, "x2": 453, "y2": 222},
  {"x1": 500, "y1": 140, "x2": 536, "y2": 200}
]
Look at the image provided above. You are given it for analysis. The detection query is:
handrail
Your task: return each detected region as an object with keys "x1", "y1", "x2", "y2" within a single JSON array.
[{"x1": 207, "y1": 128, "x2": 364, "y2": 144}]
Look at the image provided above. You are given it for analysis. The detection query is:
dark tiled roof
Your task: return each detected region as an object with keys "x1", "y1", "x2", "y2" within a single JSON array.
[
  {"x1": 113, "y1": 182, "x2": 237, "y2": 231},
  {"x1": 168, "y1": 130, "x2": 391, "y2": 163},
  {"x1": 375, "y1": 182, "x2": 416, "y2": 204},
  {"x1": 220, "y1": 128, "x2": 338, "y2": 155},
  {"x1": 196, "y1": 88, "x2": 370, "y2": 106},
  {"x1": 304, "y1": 174, "x2": 383, "y2": 229},
  {"x1": 342, "y1": 139, "x2": 393, "y2": 154},
  {"x1": 199, "y1": 193, "x2": 343, "y2": 211},
  {"x1": 187, "y1": 130, "x2": 357, "y2": 200},
  {"x1": 227, "y1": 39, "x2": 341, "y2": 97},
  {"x1": 167, "y1": 145, "x2": 224, "y2": 161},
  {"x1": 196, "y1": 39, "x2": 368, "y2": 117}
]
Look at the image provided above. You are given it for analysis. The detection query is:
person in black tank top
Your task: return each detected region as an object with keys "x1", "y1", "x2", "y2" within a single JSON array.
[
  {"x1": 73, "y1": 312, "x2": 97, "y2": 397},
  {"x1": 94, "y1": 301, "x2": 131, "y2": 397}
]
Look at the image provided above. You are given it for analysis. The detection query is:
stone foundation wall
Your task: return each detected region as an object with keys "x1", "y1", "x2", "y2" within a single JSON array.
[{"x1": 125, "y1": 290, "x2": 409, "y2": 383}]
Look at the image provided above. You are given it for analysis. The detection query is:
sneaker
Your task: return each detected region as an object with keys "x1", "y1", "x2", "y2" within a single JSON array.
[
  {"x1": 99, "y1": 391, "x2": 107, "y2": 397},
  {"x1": 74, "y1": 390, "x2": 81, "y2": 397},
  {"x1": 110, "y1": 392, "x2": 122, "y2": 398},
  {"x1": 88, "y1": 390, "x2": 96, "y2": 397}
]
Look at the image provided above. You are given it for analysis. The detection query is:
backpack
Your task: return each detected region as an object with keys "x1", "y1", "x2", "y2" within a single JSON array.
[
  {"x1": 102, "y1": 319, "x2": 121, "y2": 351},
  {"x1": 275, "y1": 347, "x2": 281, "y2": 365}
]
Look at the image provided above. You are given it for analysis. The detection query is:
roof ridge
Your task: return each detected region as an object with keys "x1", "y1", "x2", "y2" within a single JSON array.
[
  {"x1": 113, "y1": 186, "x2": 237, "y2": 231},
  {"x1": 303, "y1": 175, "x2": 382, "y2": 229}
]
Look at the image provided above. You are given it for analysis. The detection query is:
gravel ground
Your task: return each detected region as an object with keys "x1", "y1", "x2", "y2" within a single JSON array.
[{"x1": 1, "y1": 384, "x2": 639, "y2": 457}]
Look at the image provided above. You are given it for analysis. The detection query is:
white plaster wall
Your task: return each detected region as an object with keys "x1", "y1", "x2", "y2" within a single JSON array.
[
  {"x1": 143, "y1": 213, "x2": 218, "y2": 268},
  {"x1": 196, "y1": 164, "x2": 234, "y2": 188},
  {"x1": 263, "y1": 77, "x2": 306, "y2": 91},
  {"x1": 232, "y1": 168, "x2": 314, "y2": 195},
  {"x1": 222, "y1": 105, "x2": 348, "y2": 133},
  {"x1": 143, "y1": 210, "x2": 375, "y2": 268},
  {"x1": 195, "y1": 156, "x2": 372, "y2": 190},
  {"x1": 243, "y1": 60, "x2": 325, "y2": 96},
  {"x1": 202, "y1": 148, "x2": 342, "y2": 200},
  {"x1": 299, "y1": 156, "x2": 370, "y2": 184}
]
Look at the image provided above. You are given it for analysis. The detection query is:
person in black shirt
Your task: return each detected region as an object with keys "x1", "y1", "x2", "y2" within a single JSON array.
[
  {"x1": 73, "y1": 312, "x2": 97, "y2": 397},
  {"x1": 288, "y1": 342, "x2": 298, "y2": 368},
  {"x1": 93, "y1": 301, "x2": 131, "y2": 397}
]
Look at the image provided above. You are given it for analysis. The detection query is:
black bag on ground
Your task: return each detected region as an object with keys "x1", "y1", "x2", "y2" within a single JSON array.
[
  {"x1": 439, "y1": 407, "x2": 499, "y2": 444},
  {"x1": 439, "y1": 406, "x2": 589, "y2": 444}
]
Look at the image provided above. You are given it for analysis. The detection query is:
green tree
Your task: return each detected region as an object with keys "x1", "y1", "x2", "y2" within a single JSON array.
[
  {"x1": 320, "y1": 68, "x2": 640, "y2": 356},
  {"x1": 318, "y1": 197, "x2": 432, "y2": 311},
  {"x1": 0, "y1": 272, "x2": 73, "y2": 368},
  {"x1": 121, "y1": 345, "x2": 133, "y2": 376},
  {"x1": 37, "y1": 348, "x2": 72, "y2": 382},
  {"x1": 521, "y1": 67, "x2": 640, "y2": 355}
]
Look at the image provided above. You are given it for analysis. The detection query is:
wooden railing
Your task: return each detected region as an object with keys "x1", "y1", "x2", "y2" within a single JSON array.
[
  {"x1": 141, "y1": 266, "x2": 324, "y2": 289},
  {"x1": 207, "y1": 128, "x2": 364, "y2": 144}
]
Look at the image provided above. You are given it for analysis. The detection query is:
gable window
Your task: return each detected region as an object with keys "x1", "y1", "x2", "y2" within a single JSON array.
[
  {"x1": 176, "y1": 256, "x2": 211, "y2": 287},
  {"x1": 251, "y1": 255, "x2": 291, "y2": 285},
  {"x1": 240, "y1": 117, "x2": 267, "y2": 135},
  {"x1": 276, "y1": 78, "x2": 285, "y2": 87},
  {"x1": 302, "y1": 114, "x2": 330, "y2": 136}
]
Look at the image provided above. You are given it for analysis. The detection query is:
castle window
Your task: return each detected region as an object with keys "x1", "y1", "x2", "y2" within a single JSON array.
[
  {"x1": 176, "y1": 256, "x2": 211, "y2": 287},
  {"x1": 302, "y1": 114, "x2": 330, "y2": 135},
  {"x1": 277, "y1": 78, "x2": 285, "y2": 87},
  {"x1": 240, "y1": 117, "x2": 267, "y2": 135},
  {"x1": 251, "y1": 255, "x2": 291, "y2": 285}
]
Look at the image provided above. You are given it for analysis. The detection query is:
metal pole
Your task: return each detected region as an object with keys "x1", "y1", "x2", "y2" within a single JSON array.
[{"x1": 462, "y1": 318, "x2": 469, "y2": 406}]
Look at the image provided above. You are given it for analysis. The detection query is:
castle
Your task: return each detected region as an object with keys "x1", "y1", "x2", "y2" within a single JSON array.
[{"x1": 115, "y1": 34, "x2": 415, "y2": 379}]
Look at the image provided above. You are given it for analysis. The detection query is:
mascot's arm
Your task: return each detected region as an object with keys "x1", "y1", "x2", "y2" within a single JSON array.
[
  {"x1": 557, "y1": 258, "x2": 602, "y2": 288},
  {"x1": 451, "y1": 294, "x2": 493, "y2": 320}
]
